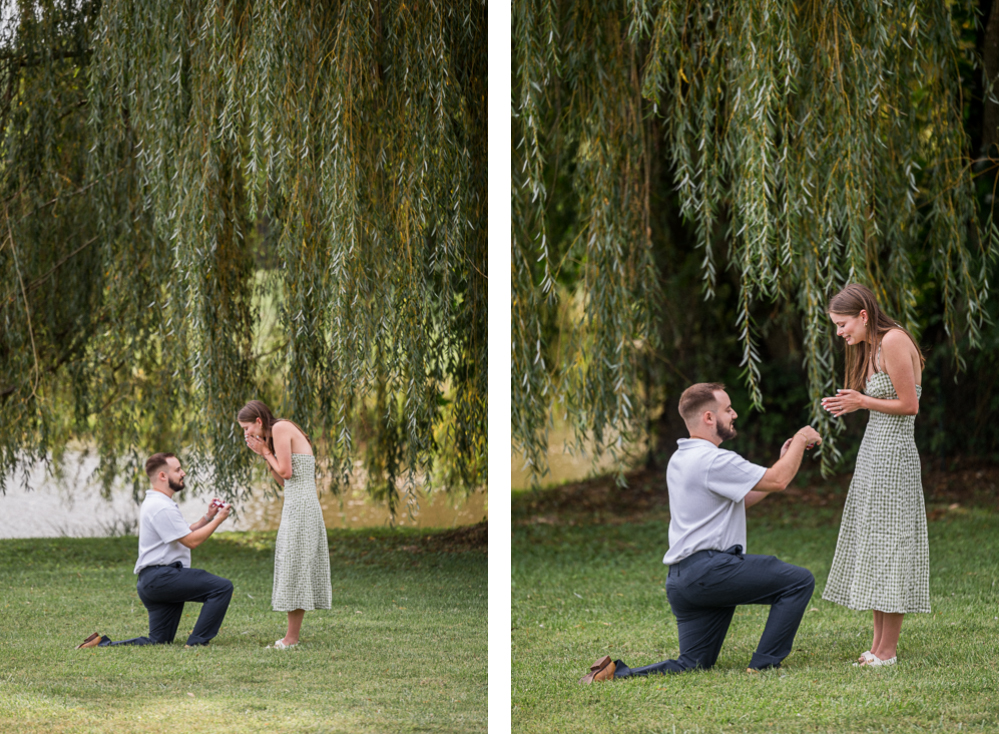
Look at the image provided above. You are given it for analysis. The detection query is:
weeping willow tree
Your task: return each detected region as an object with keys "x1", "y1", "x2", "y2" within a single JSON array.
[
  {"x1": 513, "y1": 0, "x2": 997, "y2": 484},
  {"x1": 0, "y1": 0, "x2": 487, "y2": 512}
]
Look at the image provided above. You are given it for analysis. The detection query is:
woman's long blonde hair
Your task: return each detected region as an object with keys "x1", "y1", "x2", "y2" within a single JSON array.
[
  {"x1": 236, "y1": 400, "x2": 312, "y2": 455},
  {"x1": 828, "y1": 284, "x2": 925, "y2": 392}
]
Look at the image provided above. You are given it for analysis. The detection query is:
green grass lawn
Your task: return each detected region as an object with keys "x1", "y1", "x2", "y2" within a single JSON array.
[
  {"x1": 512, "y1": 502, "x2": 997, "y2": 733},
  {"x1": 0, "y1": 527, "x2": 486, "y2": 734}
]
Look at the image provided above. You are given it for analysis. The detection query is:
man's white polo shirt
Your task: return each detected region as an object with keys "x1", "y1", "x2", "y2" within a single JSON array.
[
  {"x1": 134, "y1": 490, "x2": 193, "y2": 574},
  {"x1": 663, "y1": 438, "x2": 767, "y2": 565}
]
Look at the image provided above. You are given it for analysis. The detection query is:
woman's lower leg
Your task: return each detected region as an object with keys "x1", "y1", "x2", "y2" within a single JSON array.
[
  {"x1": 871, "y1": 612, "x2": 903, "y2": 660},
  {"x1": 284, "y1": 609, "x2": 305, "y2": 645},
  {"x1": 870, "y1": 610, "x2": 884, "y2": 652}
]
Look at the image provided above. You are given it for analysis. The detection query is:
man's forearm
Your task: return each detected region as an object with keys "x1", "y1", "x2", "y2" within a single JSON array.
[
  {"x1": 754, "y1": 435, "x2": 808, "y2": 493},
  {"x1": 180, "y1": 517, "x2": 224, "y2": 549},
  {"x1": 772, "y1": 436, "x2": 807, "y2": 487},
  {"x1": 189, "y1": 514, "x2": 214, "y2": 531}
]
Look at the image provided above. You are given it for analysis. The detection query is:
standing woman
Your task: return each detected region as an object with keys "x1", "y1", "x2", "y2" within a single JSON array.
[
  {"x1": 237, "y1": 400, "x2": 332, "y2": 648},
  {"x1": 820, "y1": 284, "x2": 930, "y2": 667}
]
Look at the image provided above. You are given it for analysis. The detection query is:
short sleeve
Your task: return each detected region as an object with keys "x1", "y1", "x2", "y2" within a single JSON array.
[
  {"x1": 151, "y1": 506, "x2": 192, "y2": 544},
  {"x1": 706, "y1": 450, "x2": 767, "y2": 503}
]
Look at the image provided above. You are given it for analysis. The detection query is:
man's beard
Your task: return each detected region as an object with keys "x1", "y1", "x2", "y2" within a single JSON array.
[
  {"x1": 716, "y1": 422, "x2": 737, "y2": 442},
  {"x1": 168, "y1": 478, "x2": 185, "y2": 492}
]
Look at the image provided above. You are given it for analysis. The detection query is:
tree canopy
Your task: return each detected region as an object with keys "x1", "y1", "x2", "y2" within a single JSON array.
[
  {"x1": 0, "y1": 0, "x2": 487, "y2": 512},
  {"x1": 513, "y1": 0, "x2": 997, "y2": 483}
]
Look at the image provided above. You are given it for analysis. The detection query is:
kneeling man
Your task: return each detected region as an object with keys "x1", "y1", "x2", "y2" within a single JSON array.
[
  {"x1": 77, "y1": 453, "x2": 234, "y2": 649},
  {"x1": 581, "y1": 383, "x2": 821, "y2": 682}
]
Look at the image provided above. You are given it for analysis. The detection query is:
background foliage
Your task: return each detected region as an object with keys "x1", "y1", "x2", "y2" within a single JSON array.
[
  {"x1": 512, "y1": 0, "x2": 998, "y2": 484},
  {"x1": 0, "y1": 0, "x2": 487, "y2": 510}
]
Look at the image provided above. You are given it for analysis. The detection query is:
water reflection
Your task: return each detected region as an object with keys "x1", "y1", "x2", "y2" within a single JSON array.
[
  {"x1": 242, "y1": 485, "x2": 487, "y2": 531},
  {"x1": 0, "y1": 453, "x2": 486, "y2": 538}
]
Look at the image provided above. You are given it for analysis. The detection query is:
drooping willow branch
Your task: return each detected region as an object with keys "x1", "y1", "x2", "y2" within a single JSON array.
[
  {"x1": 0, "y1": 0, "x2": 486, "y2": 509},
  {"x1": 512, "y1": 0, "x2": 995, "y2": 483}
]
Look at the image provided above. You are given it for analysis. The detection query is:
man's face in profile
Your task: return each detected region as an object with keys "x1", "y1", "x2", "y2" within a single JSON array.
[
  {"x1": 712, "y1": 390, "x2": 738, "y2": 443},
  {"x1": 165, "y1": 457, "x2": 186, "y2": 492}
]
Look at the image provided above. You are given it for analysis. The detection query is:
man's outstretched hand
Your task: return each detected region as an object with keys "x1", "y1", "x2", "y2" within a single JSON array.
[
  {"x1": 757, "y1": 427, "x2": 824, "y2": 496},
  {"x1": 797, "y1": 426, "x2": 822, "y2": 450},
  {"x1": 780, "y1": 427, "x2": 822, "y2": 458}
]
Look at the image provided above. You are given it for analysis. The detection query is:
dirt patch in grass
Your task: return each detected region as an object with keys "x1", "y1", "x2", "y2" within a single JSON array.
[
  {"x1": 513, "y1": 458, "x2": 997, "y2": 527},
  {"x1": 424, "y1": 520, "x2": 488, "y2": 553}
]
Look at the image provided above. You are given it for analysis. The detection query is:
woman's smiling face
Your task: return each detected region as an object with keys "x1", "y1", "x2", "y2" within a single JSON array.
[
  {"x1": 828, "y1": 311, "x2": 868, "y2": 345},
  {"x1": 239, "y1": 419, "x2": 265, "y2": 439}
]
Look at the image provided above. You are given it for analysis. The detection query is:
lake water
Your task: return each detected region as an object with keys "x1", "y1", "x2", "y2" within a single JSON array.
[
  {"x1": 511, "y1": 423, "x2": 642, "y2": 490},
  {"x1": 0, "y1": 454, "x2": 486, "y2": 539}
]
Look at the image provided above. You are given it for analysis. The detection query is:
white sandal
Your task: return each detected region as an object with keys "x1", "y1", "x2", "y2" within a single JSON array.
[
  {"x1": 852, "y1": 650, "x2": 876, "y2": 666},
  {"x1": 268, "y1": 639, "x2": 298, "y2": 649},
  {"x1": 855, "y1": 653, "x2": 896, "y2": 667}
]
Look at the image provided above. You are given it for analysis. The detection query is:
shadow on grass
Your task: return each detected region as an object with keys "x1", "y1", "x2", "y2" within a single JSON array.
[
  {"x1": 512, "y1": 459, "x2": 997, "y2": 528},
  {"x1": 0, "y1": 520, "x2": 487, "y2": 569}
]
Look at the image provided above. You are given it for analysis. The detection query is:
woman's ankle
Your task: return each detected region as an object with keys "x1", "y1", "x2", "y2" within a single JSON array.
[{"x1": 871, "y1": 646, "x2": 896, "y2": 660}]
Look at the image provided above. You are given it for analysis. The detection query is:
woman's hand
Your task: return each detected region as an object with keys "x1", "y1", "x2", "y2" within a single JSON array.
[
  {"x1": 821, "y1": 389, "x2": 867, "y2": 417},
  {"x1": 245, "y1": 434, "x2": 271, "y2": 457}
]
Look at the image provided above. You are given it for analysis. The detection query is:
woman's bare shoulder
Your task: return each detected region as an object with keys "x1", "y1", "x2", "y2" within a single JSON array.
[
  {"x1": 881, "y1": 328, "x2": 917, "y2": 351},
  {"x1": 272, "y1": 420, "x2": 306, "y2": 440}
]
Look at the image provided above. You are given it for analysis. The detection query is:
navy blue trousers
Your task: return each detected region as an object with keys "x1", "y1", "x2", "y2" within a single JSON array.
[
  {"x1": 99, "y1": 563, "x2": 233, "y2": 647},
  {"x1": 614, "y1": 545, "x2": 814, "y2": 676}
]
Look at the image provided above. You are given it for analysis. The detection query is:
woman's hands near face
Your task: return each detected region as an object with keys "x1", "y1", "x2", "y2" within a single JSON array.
[
  {"x1": 239, "y1": 420, "x2": 270, "y2": 455},
  {"x1": 245, "y1": 434, "x2": 270, "y2": 456},
  {"x1": 821, "y1": 389, "x2": 866, "y2": 417}
]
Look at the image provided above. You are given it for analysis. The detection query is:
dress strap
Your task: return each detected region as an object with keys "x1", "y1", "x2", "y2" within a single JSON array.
[{"x1": 874, "y1": 340, "x2": 884, "y2": 375}]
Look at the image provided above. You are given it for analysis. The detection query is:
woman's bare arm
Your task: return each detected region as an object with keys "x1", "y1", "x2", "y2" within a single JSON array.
[
  {"x1": 260, "y1": 421, "x2": 297, "y2": 481},
  {"x1": 864, "y1": 330, "x2": 920, "y2": 415}
]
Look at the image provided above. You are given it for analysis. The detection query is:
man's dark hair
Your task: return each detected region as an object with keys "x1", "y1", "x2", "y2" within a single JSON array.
[
  {"x1": 677, "y1": 383, "x2": 726, "y2": 424},
  {"x1": 145, "y1": 452, "x2": 177, "y2": 479}
]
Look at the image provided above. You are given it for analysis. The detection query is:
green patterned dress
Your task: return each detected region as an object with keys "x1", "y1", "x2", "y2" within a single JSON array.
[
  {"x1": 822, "y1": 359, "x2": 930, "y2": 614},
  {"x1": 272, "y1": 453, "x2": 332, "y2": 612}
]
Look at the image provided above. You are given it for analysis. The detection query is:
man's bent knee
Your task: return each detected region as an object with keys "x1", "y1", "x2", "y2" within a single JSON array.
[
  {"x1": 792, "y1": 566, "x2": 815, "y2": 594},
  {"x1": 802, "y1": 567, "x2": 816, "y2": 588}
]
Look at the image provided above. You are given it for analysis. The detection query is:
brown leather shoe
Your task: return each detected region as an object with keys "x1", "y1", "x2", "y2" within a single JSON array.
[
  {"x1": 76, "y1": 633, "x2": 101, "y2": 649},
  {"x1": 593, "y1": 659, "x2": 616, "y2": 682},
  {"x1": 578, "y1": 655, "x2": 616, "y2": 684}
]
